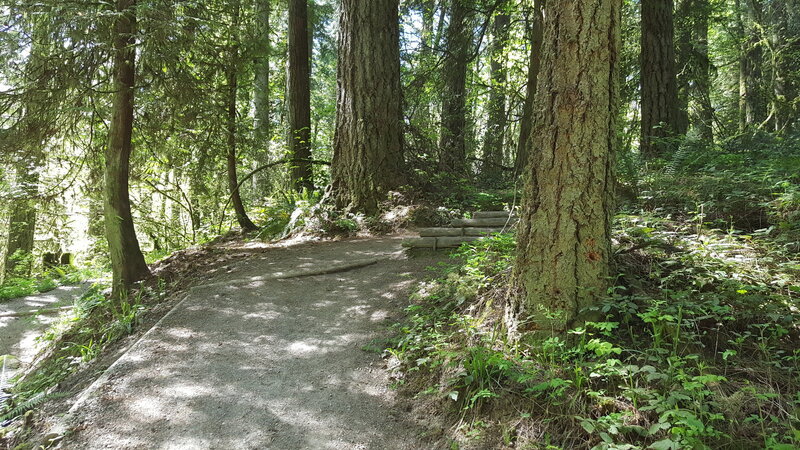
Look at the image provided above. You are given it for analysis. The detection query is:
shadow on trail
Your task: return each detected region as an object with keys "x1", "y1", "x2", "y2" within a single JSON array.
[{"x1": 67, "y1": 238, "x2": 441, "y2": 449}]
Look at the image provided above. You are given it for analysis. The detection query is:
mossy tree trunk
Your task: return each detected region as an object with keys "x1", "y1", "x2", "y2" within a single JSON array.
[
  {"x1": 508, "y1": 0, "x2": 619, "y2": 337},
  {"x1": 288, "y1": 0, "x2": 313, "y2": 191},
  {"x1": 104, "y1": 0, "x2": 151, "y2": 297},
  {"x1": 4, "y1": 159, "x2": 39, "y2": 277},
  {"x1": 640, "y1": 0, "x2": 682, "y2": 158},
  {"x1": 3, "y1": 20, "x2": 56, "y2": 278},
  {"x1": 676, "y1": 0, "x2": 714, "y2": 142},
  {"x1": 331, "y1": 0, "x2": 404, "y2": 214},
  {"x1": 739, "y1": 0, "x2": 767, "y2": 130},
  {"x1": 771, "y1": 0, "x2": 798, "y2": 133},
  {"x1": 479, "y1": 12, "x2": 510, "y2": 185},
  {"x1": 438, "y1": 0, "x2": 471, "y2": 176}
]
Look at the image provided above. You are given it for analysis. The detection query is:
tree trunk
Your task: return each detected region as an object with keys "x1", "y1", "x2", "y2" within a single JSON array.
[
  {"x1": 693, "y1": 0, "x2": 714, "y2": 141},
  {"x1": 739, "y1": 0, "x2": 767, "y2": 129},
  {"x1": 438, "y1": 0, "x2": 471, "y2": 175},
  {"x1": 288, "y1": 0, "x2": 313, "y2": 191},
  {"x1": 675, "y1": 0, "x2": 692, "y2": 135},
  {"x1": 479, "y1": 13, "x2": 510, "y2": 185},
  {"x1": 4, "y1": 159, "x2": 38, "y2": 277},
  {"x1": 3, "y1": 23, "x2": 54, "y2": 277},
  {"x1": 508, "y1": 0, "x2": 619, "y2": 336},
  {"x1": 514, "y1": 0, "x2": 543, "y2": 176},
  {"x1": 640, "y1": 0, "x2": 682, "y2": 158},
  {"x1": 770, "y1": 0, "x2": 797, "y2": 133},
  {"x1": 104, "y1": 0, "x2": 151, "y2": 297},
  {"x1": 331, "y1": 0, "x2": 404, "y2": 214},
  {"x1": 226, "y1": 0, "x2": 257, "y2": 232},
  {"x1": 253, "y1": 0, "x2": 271, "y2": 192},
  {"x1": 676, "y1": 0, "x2": 714, "y2": 141}
]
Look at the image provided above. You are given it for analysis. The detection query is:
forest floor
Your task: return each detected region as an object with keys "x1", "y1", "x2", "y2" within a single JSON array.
[{"x1": 37, "y1": 235, "x2": 449, "y2": 449}]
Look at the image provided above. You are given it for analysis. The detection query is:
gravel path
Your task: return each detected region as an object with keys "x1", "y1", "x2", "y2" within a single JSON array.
[
  {"x1": 0, "y1": 283, "x2": 91, "y2": 375},
  {"x1": 61, "y1": 236, "x2": 444, "y2": 449}
]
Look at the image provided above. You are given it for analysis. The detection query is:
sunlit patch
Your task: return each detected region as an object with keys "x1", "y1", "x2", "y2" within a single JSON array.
[
  {"x1": 164, "y1": 327, "x2": 195, "y2": 339},
  {"x1": 369, "y1": 310, "x2": 388, "y2": 322},
  {"x1": 129, "y1": 396, "x2": 167, "y2": 418},
  {"x1": 168, "y1": 383, "x2": 213, "y2": 398},
  {"x1": 242, "y1": 311, "x2": 280, "y2": 320},
  {"x1": 287, "y1": 341, "x2": 320, "y2": 354}
]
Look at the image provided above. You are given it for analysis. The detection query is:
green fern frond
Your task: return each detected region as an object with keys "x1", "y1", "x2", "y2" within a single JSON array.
[{"x1": 0, "y1": 392, "x2": 70, "y2": 423}]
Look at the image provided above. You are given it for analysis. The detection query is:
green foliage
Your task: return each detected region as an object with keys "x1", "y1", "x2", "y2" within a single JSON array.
[
  {"x1": 638, "y1": 131, "x2": 800, "y2": 242},
  {"x1": 388, "y1": 212, "x2": 800, "y2": 448},
  {"x1": 9, "y1": 284, "x2": 147, "y2": 414},
  {"x1": 0, "y1": 266, "x2": 98, "y2": 301},
  {"x1": 253, "y1": 189, "x2": 321, "y2": 240},
  {"x1": 0, "y1": 392, "x2": 69, "y2": 423}
]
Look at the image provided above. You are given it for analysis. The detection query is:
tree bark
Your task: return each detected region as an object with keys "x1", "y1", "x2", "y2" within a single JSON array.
[
  {"x1": 438, "y1": 0, "x2": 471, "y2": 175},
  {"x1": 640, "y1": 0, "x2": 682, "y2": 158},
  {"x1": 675, "y1": 0, "x2": 692, "y2": 135},
  {"x1": 508, "y1": 0, "x2": 620, "y2": 336},
  {"x1": 514, "y1": 0, "x2": 543, "y2": 176},
  {"x1": 331, "y1": 0, "x2": 404, "y2": 214},
  {"x1": 225, "y1": 0, "x2": 257, "y2": 232},
  {"x1": 770, "y1": 0, "x2": 797, "y2": 133},
  {"x1": 288, "y1": 0, "x2": 313, "y2": 191},
  {"x1": 693, "y1": 0, "x2": 714, "y2": 141},
  {"x1": 739, "y1": 0, "x2": 767, "y2": 130},
  {"x1": 253, "y1": 0, "x2": 271, "y2": 192},
  {"x1": 4, "y1": 159, "x2": 38, "y2": 277},
  {"x1": 479, "y1": 12, "x2": 510, "y2": 185},
  {"x1": 3, "y1": 22, "x2": 56, "y2": 277},
  {"x1": 676, "y1": 0, "x2": 714, "y2": 141},
  {"x1": 104, "y1": 0, "x2": 151, "y2": 297}
]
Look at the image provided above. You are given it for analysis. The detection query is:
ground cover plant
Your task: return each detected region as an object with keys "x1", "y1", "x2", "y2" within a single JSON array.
[{"x1": 388, "y1": 149, "x2": 800, "y2": 449}]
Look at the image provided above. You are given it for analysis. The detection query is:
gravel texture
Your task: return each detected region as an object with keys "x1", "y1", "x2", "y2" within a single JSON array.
[{"x1": 61, "y1": 236, "x2": 445, "y2": 449}]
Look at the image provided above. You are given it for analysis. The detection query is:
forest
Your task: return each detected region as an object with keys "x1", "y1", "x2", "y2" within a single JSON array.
[{"x1": 0, "y1": 0, "x2": 799, "y2": 448}]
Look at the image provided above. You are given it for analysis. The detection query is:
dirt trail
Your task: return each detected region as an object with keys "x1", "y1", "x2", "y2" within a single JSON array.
[
  {"x1": 0, "y1": 283, "x2": 91, "y2": 376},
  {"x1": 59, "y1": 236, "x2": 445, "y2": 449}
]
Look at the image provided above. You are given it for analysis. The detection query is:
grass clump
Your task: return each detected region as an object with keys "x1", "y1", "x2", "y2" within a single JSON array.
[{"x1": 0, "y1": 265, "x2": 99, "y2": 302}]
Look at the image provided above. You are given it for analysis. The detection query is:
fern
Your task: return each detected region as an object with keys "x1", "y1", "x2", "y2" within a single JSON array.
[{"x1": 0, "y1": 392, "x2": 69, "y2": 423}]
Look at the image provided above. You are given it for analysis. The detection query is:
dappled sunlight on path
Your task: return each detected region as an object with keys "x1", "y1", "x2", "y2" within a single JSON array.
[{"x1": 64, "y1": 237, "x2": 444, "y2": 449}]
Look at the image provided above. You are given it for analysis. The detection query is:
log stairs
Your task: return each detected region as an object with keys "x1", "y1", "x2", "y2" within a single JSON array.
[{"x1": 402, "y1": 210, "x2": 517, "y2": 249}]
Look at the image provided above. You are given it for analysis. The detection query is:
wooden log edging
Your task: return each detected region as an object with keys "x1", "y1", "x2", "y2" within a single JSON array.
[
  {"x1": 402, "y1": 236, "x2": 483, "y2": 249},
  {"x1": 418, "y1": 227, "x2": 506, "y2": 237},
  {"x1": 450, "y1": 217, "x2": 518, "y2": 228},
  {"x1": 473, "y1": 211, "x2": 516, "y2": 219}
]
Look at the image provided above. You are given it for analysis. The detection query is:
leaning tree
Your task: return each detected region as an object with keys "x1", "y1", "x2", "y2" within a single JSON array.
[{"x1": 104, "y1": 0, "x2": 151, "y2": 297}]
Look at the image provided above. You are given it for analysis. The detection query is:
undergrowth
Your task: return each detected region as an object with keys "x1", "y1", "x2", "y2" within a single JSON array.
[
  {"x1": 0, "y1": 265, "x2": 99, "y2": 302},
  {"x1": 0, "y1": 282, "x2": 162, "y2": 438},
  {"x1": 387, "y1": 212, "x2": 799, "y2": 448}
]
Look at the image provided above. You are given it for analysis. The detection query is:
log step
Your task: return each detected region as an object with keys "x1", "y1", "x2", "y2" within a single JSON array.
[
  {"x1": 450, "y1": 217, "x2": 517, "y2": 228},
  {"x1": 473, "y1": 211, "x2": 515, "y2": 219},
  {"x1": 419, "y1": 227, "x2": 506, "y2": 237},
  {"x1": 402, "y1": 236, "x2": 483, "y2": 249}
]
